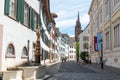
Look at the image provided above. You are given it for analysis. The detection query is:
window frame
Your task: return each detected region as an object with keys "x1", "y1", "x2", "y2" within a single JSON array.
[
  {"x1": 105, "y1": 0, "x2": 109, "y2": 18},
  {"x1": 6, "y1": 43, "x2": 15, "y2": 58},
  {"x1": 114, "y1": 24, "x2": 120, "y2": 47},
  {"x1": 105, "y1": 31, "x2": 110, "y2": 49},
  {"x1": 21, "y1": 47, "x2": 28, "y2": 58},
  {"x1": 24, "y1": 2, "x2": 29, "y2": 27},
  {"x1": 34, "y1": 11, "x2": 38, "y2": 31},
  {"x1": 8, "y1": 0, "x2": 17, "y2": 20},
  {"x1": 83, "y1": 43, "x2": 89, "y2": 49},
  {"x1": 114, "y1": 0, "x2": 120, "y2": 7},
  {"x1": 99, "y1": 9, "x2": 102, "y2": 25}
]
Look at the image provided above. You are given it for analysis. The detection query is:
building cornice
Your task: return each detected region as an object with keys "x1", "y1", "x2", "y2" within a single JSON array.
[{"x1": 88, "y1": 0, "x2": 94, "y2": 14}]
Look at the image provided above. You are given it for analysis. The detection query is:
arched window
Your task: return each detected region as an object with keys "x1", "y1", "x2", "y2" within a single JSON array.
[
  {"x1": 6, "y1": 44, "x2": 15, "y2": 58},
  {"x1": 21, "y1": 47, "x2": 28, "y2": 58}
]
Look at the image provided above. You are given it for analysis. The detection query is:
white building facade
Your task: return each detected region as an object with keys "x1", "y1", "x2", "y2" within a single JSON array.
[
  {"x1": 68, "y1": 37, "x2": 76, "y2": 60},
  {"x1": 79, "y1": 24, "x2": 90, "y2": 53},
  {"x1": 0, "y1": 0, "x2": 53, "y2": 71}
]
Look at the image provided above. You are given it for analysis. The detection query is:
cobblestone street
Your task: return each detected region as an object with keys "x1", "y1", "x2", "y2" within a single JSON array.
[{"x1": 45, "y1": 60, "x2": 120, "y2": 80}]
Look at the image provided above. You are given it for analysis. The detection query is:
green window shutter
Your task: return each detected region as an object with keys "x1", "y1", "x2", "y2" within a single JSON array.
[
  {"x1": 16, "y1": 0, "x2": 21, "y2": 21},
  {"x1": 28, "y1": 7, "x2": 31, "y2": 28},
  {"x1": 32, "y1": 10, "x2": 34, "y2": 30},
  {"x1": 29, "y1": 7, "x2": 32, "y2": 29},
  {"x1": 29, "y1": 7, "x2": 34, "y2": 30},
  {"x1": 20, "y1": 0, "x2": 24, "y2": 24},
  {"x1": 16, "y1": 0, "x2": 24, "y2": 24},
  {"x1": 4, "y1": 0, "x2": 10, "y2": 15},
  {"x1": 38, "y1": 15, "x2": 42, "y2": 28}
]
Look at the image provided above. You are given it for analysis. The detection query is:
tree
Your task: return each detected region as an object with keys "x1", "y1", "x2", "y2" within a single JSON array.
[{"x1": 76, "y1": 42, "x2": 80, "y2": 62}]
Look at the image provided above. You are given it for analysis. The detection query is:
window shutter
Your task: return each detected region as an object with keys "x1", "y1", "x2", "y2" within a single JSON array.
[
  {"x1": 20, "y1": 0, "x2": 24, "y2": 24},
  {"x1": 29, "y1": 7, "x2": 34, "y2": 30},
  {"x1": 38, "y1": 14, "x2": 42, "y2": 28},
  {"x1": 16, "y1": 0, "x2": 21, "y2": 21},
  {"x1": 4, "y1": 0, "x2": 10, "y2": 15},
  {"x1": 29, "y1": 7, "x2": 31, "y2": 29},
  {"x1": 17, "y1": 0, "x2": 24, "y2": 23},
  {"x1": 32, "y1": 10, "x2": 34, "y2": 30}
]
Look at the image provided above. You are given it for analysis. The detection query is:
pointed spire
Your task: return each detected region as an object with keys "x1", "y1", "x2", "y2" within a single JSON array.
[
  {"x1": 78, "y1": 11, "x2": 80, "y2": 21},
  {"x1": 75, "y1": 11, "x2": 82, "y2": 42},
  {"x1": 76, "y1": 11, "x2": 81, "y2": 27}
]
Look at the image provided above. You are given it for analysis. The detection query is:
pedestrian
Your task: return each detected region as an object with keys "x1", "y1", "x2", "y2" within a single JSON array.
[
  {"x1": 89, "y1": 60, "x2": 92, "y2": 65},
  {"x1": 76, "y1": 57, "x2": 79, "y2": 63}
]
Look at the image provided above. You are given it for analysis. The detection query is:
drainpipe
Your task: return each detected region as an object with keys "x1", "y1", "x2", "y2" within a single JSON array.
[
  {"x1": 27, "y1": 40, "x2": 30, "y2": 62},
  {"x1": 109, "y1": 0, "x2": 113, "y2": 66},
  {"x1": 109, "y1": 1, "x2": 112, "y2": 52}
]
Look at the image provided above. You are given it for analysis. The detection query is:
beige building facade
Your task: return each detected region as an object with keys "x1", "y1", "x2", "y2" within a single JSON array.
[{"x1": 89, "y1": 0, "x2": 120, "y2": 68}]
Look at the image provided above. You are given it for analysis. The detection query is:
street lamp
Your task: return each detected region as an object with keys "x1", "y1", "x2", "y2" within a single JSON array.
[
  {"x1": 100, "y1": 39, "x2": 103, "y2": 69},
  {"x1": 97, "y1": 32, "x2": 103, "y2": 70}
]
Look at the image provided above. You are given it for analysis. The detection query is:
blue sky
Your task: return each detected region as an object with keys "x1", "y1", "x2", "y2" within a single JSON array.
[{"x1": 50, "y1": 0, "x2": 92, "y2": 37}]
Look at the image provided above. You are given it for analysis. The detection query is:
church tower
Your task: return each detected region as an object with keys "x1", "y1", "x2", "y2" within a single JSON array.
[{"x1": 75, "y1": 12, "x2": 82, "y2": 42}]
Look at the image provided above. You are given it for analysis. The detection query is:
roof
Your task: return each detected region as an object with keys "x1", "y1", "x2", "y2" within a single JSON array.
[
  {"x1": 51, "y1": 13, "x2": 58, "y2": 18},
  {"x1": 62, "y1": 33, "x2": 69, "y2": 38}
]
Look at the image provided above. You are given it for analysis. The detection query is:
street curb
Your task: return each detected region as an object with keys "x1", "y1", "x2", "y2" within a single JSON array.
[{"x1": 46, "y1": 61, "x2": 61, "y2": 67}]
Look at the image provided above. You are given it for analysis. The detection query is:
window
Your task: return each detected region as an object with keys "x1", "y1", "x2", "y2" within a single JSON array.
[
  {"x1": 99, "y1": 9, "x2": 102, "y2": 25},
  {"x1": 24, "y1": 3, "x2": 29, "y2": 26},
  {"x1": 21, "y1": 47, "x2": 28, "y2": 58},
  {"x1": 105, "y1": 0, "x2": 109, "y2": 18},
  {"x1": 74, "y1": 51, "x2": 76, "y2": 53},
  {"x1": 114, "y1": 24, "x2": 120, "y2": 47},
  {"x1": 97, "y1": 16, "x2": 99, "y2": 27},
  {"x1": 105, "y1": 31, "x2": 110, "y2": 49},
  {"x1": 43, "y1": 11, "x2": 47, "y2": 26},
  {"x1": 83, "y1": 43, "x2": 88, "y2": 49},
  {"x1": 5, "y1": 0, "x2": 25, "y2": 23},
  {"x1": 6, "y1": 44, "x2": 15, "y2": 58},
  {"x1": 114, "y1": 0, "x2": 120, "y2": 7},
  {"x1": 83, "y1": 36, "x2": 89, "y2": 41},
  {"x1": 34, "y1": 12, "x2": 38, "y2": 30},
  {"x1": 9, "y1": 0, "x2": 17, "y2": 19}
]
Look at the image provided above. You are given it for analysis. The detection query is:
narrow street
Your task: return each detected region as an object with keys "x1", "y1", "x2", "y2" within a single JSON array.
[{"x1": 45, "y1": 60, "x2": 120, "y2": 80}]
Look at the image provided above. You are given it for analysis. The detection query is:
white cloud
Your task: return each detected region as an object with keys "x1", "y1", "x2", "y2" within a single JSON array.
[
  {"x1": 50, "y1": 0, "x2": 91, "y2": 35},
  {"x1": 56, "y1": 18, "x2": 76, "y2": 28},
  {"x1": 80, "y1": 14, "x2": 89, "y2": 25},
  {"x1": 55, "y1": 7, "x2": 87, "y2": 21},
  {"x1": 55, "y1": 14, "x2": 89, "y2": 29},
  {"x1": 69, "y1": 34, "x2": 75, "y2": 37}
]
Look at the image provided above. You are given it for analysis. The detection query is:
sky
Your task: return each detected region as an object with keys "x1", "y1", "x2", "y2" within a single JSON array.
[{"x1": 50, "y1": 0, "x2": 92, "y2": 37}]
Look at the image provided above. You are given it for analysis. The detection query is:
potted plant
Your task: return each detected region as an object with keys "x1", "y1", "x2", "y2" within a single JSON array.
[{"x1": 80, "y1": 51, "x2": 89, "y2": 64}]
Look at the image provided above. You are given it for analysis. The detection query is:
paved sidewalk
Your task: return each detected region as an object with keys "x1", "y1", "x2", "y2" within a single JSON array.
[
  {"x1": 82, "y1": 63, "x2": 120, "y2": 76},
  {"x1": 46, "y1": 61, "x2": 120, "y2": 80},
  {"x1": 45, "y1": 60, "x2": 61, "y2": 67},
  {"x1": 39, "y1": 60, "x2": 61, "y2": 80},
  {"x1": 45, "y1": 61, "x2": 61, "y2": 76}
]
